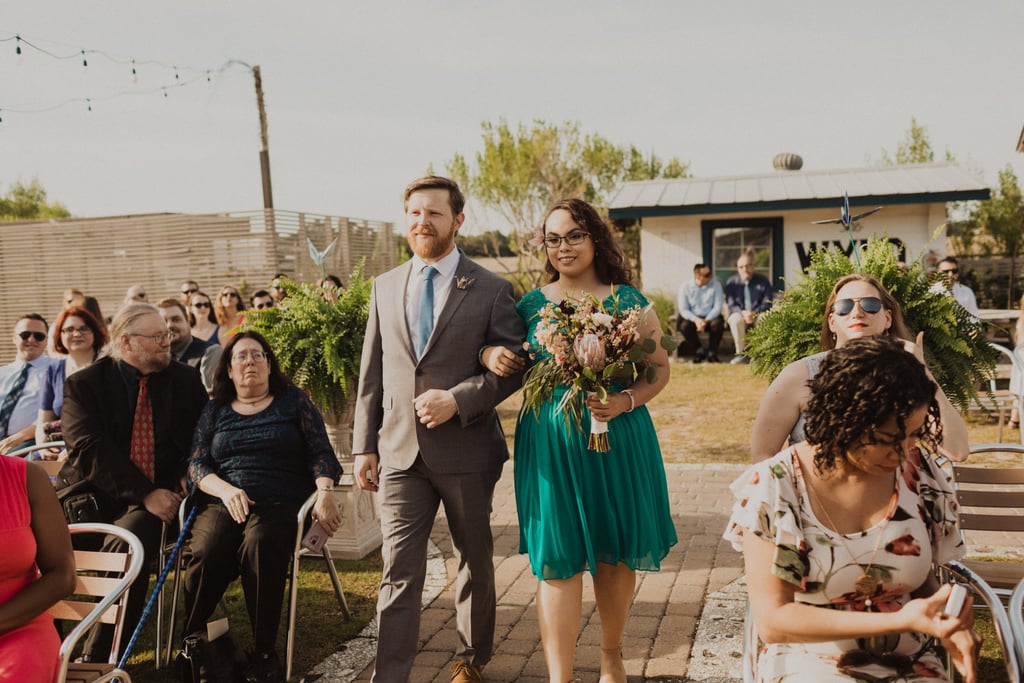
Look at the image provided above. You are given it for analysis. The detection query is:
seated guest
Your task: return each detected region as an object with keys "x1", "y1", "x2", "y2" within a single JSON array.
[
  {"x1": 123, "y1": 284, "x2": 148, "y2": 305},
  {"x1": 60, "y1": 303, "x2": 208, "y2": 660},
  {"x1": 214, "y1": 285, "x2": 246, "y2": 344},
  {"x1": 930, "y1": 256, "x2": 980, "y2": 318},
  {"x1": 180, "y1": 280, "x2": 200, "y2": 306},
  {"x1": 725, "y1": 337, "x2": 980, "y2": 682},
  {"x1": 317, "y1": 274, "x2": 343, "y2": 303},
  {"x1": 725, "y1": 252, "x2": 773, "y2": 363},
  {"x1": 157, "y1": 299, "x2": 222, "y2": 396},
  {"x1": 189, "y1": 291, "x2": 222, "y2": 346},
  {"x1": 270, "y1": 274, "x2": 288, "y2": 303},
  {"x1": 183, "y1": 331, "x2": 341, "y2": 682},
  {"x1": 676, "y1": 262, "x2": 725, "y2": 363},
  {"x1": 249, "y1": 290, "x2": 275, "y2": 310},
  {"x1": 35, "y1": 307, "x2": 108, "y2": 449},
  {"x1": 0, "y1": 455, "x2": 76, "y2": 681},
  {"x1": 1, "y1": 314, "x2": 54, "y2": 454}
]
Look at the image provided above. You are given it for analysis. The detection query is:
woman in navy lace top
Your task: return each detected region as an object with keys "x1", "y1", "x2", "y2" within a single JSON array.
[{"x1": 183, "y1": 331, "x2": 341, "y2": 682}]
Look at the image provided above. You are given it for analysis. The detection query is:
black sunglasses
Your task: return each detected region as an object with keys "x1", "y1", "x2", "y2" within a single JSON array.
[
  {"x1": 181, "y1": 287, "x2": 198, "y2": 294},
  {"x1": 193, "y1": 301, "x2": 211, "y2": 308},
  {"x1": 833, "y1": 296, "x2": 883, "y2": 316},
  {"x1": 939, "y1": 268, "x2": 959, "y2": 275},
  {"x1": 18, "y1": 331, "x2": 47, "y2": 342}
]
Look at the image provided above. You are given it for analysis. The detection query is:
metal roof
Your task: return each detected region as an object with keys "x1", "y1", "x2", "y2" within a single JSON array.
[{"x1": 607, "y1": 162, "x2": 990, "y2": 220}]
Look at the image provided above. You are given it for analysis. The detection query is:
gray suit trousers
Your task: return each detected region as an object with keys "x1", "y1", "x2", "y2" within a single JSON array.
[{"x1": 371, "y1": 455, "x2": 502, "y2": 683}]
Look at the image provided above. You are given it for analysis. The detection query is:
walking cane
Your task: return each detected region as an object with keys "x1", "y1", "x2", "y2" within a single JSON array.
[{"x1": 106, "y1": 505, "x2": 199, "y2": 682}]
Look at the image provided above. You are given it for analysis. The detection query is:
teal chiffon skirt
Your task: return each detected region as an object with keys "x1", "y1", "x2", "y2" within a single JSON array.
[{"x1": 514, "y1": 392, "x2": 678, "y2": 580}]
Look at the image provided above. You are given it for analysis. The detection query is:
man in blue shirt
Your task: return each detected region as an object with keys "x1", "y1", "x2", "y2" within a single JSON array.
[
  {"x1": 676, "y1": 263, "x2": 725, "y2": 363},
  {"x1": 724, "y1": 253, "x2": 774, "y2": 363}
]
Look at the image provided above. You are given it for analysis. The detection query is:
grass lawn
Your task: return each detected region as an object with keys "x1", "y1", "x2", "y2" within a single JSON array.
[{"x1": 121, "y1": 363, "x2": 1017, "y2": 681}]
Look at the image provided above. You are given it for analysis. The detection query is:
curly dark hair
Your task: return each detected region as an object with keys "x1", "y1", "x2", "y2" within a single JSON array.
[
  {"x1": 212, "y1": 331, "x2": 290, "y2": 405},
  {"x1": 542, "y1": 198, "x2": 631, "y2": 285},
  {"x1": 803, "y1": 336, "x2": 941, "y2": 472}
]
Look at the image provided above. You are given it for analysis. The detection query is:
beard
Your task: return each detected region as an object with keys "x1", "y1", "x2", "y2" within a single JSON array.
[{"x1": 406, "y1": 229, "x2": 456, "y2": 261}]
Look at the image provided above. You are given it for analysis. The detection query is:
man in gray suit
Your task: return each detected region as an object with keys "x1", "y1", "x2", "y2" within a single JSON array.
[{"x1": 353, "y1": 176, "x2": 525, "y2": 683}]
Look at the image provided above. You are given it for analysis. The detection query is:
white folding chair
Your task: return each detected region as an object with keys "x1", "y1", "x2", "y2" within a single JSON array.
[
  {"x1": 981, "y1": 343, "x2": 1024, "y2": 443},
  {"x1": 53, "y1": 523, "x2": 145, "y2": 683},
  {"x1": 1009, "y1": 578, "x2": 1024, "y2": 679}
]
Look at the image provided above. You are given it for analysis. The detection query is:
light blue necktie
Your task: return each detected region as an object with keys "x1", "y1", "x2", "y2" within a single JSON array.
[
  {"x1": 417, "y1": 266, "x2": 438, "y2": 357},
  {"x1": 744, "y1": 282, "x2": 752, "y2": 311}
]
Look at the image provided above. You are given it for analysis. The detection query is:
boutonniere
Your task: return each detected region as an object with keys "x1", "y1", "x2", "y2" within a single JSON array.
[{"x1": 455, "y1": 276, "x2": 476, "y2": 290}]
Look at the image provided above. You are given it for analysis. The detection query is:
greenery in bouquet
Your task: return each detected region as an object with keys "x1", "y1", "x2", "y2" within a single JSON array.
[
  {"x1": 242, "y1": 262, "x2": 372, "y2": 415},
  {"x1": 744, "y1": 236, "x2": 997, "y2": 411},
  {"x1": 521, "y1": 291, "x2": 671, "y2": 450}
]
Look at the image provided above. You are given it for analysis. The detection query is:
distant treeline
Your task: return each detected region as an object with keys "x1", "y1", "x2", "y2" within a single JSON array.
[{"x1": 458, "y1": 230, "x2": 515, "y2": 257}]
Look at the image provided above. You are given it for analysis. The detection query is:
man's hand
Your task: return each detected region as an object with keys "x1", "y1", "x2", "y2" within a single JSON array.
[
  {"x1": 354, "y1": 453, "x2": 380, "y2": 492},
  {"x1": 414, "y1": 389, "x2": 458, "y2": 429},
  {"x1": 143, "y1": 488, "x2": 184, "y2": 524},
  {"x1": 742, "y1": 310, "x2": 756, "y2": 325},
  {"x1": 695, "y1": 317, "x2": 708, "y2": 333}
]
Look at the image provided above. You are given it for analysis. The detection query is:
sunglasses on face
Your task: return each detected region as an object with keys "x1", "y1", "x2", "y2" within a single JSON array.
[
  {"x1": 18, "y1": 331, "x2": 47, "y2": 342},
  {"x1": 939, "y1": 268, "x2": 958, "y2": 275},
  {"x1": 832, "y1": 296, "x2": 884, "y2": 316},
  {"x1": 181, "y1": 287, "x2": 198, "y2": 295},
  {"x1": 221, "y1": 292, "x2": 239, "y2": 298},
  {"x1": 193, "y1": 301, "x2": 211, "y2": 308},
  {"x1": 254, "y1": 302, "x2": 273, "y2": 310}
]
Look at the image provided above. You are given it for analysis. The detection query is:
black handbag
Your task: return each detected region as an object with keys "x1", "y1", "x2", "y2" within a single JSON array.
[
  {"x1": 176, "y1": 630, "x2": 244, "y2": 683},
  {"x1": 55, "y1": 477, "x2": 107, "y2": 524}
]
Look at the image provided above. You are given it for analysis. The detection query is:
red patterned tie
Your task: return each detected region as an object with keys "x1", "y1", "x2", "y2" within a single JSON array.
[{"x1": 130, "y1": 375, "x2": 155, "y2": 481}]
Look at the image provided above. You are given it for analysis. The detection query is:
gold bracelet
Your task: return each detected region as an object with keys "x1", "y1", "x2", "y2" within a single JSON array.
[{"x1": 621, "y1": 389, "x2": 635, "y2": 413}]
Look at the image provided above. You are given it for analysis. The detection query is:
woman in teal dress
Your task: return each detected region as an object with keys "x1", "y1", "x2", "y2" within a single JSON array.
[{"x1": 483, "y1": 198, "x2": 676, "y2": 683}]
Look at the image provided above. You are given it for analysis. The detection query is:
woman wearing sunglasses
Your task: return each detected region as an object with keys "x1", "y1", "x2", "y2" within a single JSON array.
[
  {"x1": 214, "y1": 286, "x2": 246, "y2": 344},
  {"x1": 750, "y1": 274, "x2": 969, "y2": 463},
  {"x1": 188, "y1": 291, "x2": 222, "y2": 346},
  {"x1": 727, "y1": 337, "x2": 980, "y2": 683}
]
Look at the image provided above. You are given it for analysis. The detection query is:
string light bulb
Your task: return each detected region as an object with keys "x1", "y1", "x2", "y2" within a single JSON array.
[
  {"x1": 81, "y1": 49, "x2": 87, "y2": 67},
  {"x1": 86, "y1": 98, "x2": 92, "y2": 112},
  {"x1": 15, "y1": 35, "x2": 21, "y2": 55},
  {"x1": 131, "y1": 59, "x2": 138, "y2": 84}
]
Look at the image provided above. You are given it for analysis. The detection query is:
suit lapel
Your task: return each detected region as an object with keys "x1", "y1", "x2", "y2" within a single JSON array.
[{"x1": 393, "y1": 261, "x2": 417, "y2": 360}]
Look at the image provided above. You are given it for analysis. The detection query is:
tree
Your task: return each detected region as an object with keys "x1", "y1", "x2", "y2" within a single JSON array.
[
  {"x1": 446, "y1": 119, "x2": 689, "y2": 290},
  {"x1": 880, "y1": 117, "x2": 955, "y2": 165},
  {"x1": 0, "y1": 178, "x2": 71, "y2": 221},
  {"x1": 970, "y1": 166, "x2": 1024, "y2": 307}
]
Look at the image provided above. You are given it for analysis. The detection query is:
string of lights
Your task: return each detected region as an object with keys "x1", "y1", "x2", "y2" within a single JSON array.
[{"x1": 0, "y1": 31, "x2": 254, "y2": 122}]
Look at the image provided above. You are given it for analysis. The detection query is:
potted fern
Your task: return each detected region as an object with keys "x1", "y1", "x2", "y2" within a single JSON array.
[
  {"x1": 242, "y1": 262, "x2": 380, "y2": 558},
  {"x1": 744, "y1": 236, "x2": 997, "y2": 410}
]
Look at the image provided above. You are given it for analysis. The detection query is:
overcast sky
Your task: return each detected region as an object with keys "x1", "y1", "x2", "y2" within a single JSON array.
[{"x1": 2, "y1": 1, "x2": 1022, "y2": 233}]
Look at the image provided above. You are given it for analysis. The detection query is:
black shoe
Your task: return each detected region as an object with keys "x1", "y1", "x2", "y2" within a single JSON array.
[
  {"x1": 707, "y1": 355, "x2": 721, "y2": 363},
  {"x1": 245, "y1": 650, "x2": 285, "y2": 683},
  {"x1": 691, "y1": 355, "x2": 705, "y2": 364}
]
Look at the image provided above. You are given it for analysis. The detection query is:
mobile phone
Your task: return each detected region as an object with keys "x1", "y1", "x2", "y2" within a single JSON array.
[
  {"x1": 944, "y1": 583, "x2": 968, "y2": 616},
  {"x1": 302, "y1": 520, "x2": 330, "y2": 552}
]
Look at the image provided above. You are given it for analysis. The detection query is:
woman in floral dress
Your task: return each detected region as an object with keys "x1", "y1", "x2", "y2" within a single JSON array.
[{"x1": 725, "y1": 337, "x2": 980, "y2": 682}]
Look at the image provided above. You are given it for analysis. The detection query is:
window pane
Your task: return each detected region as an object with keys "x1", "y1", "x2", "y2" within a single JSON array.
[{"x1": 712, "y1": 227, "x2": 772, "y2": 282}]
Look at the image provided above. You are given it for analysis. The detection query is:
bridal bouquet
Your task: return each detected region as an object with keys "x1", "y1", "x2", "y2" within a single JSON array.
[{"x1": 521, "y1": 293, "x2": 656, "y2": 452}]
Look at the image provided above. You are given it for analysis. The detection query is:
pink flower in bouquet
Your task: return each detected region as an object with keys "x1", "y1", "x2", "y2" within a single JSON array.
[{"x1": 574, "y1": 332, "x2": 606, "y2": 371}]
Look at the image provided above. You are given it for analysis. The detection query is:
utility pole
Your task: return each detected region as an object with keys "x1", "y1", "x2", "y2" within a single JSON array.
[{"x1": 252, "y1": 65, "x2": 273, "y2": 209}]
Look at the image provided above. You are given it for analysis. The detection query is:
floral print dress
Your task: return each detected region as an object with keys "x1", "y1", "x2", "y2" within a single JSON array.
[{"x1": 724, "y1": 447, "x2": 963, "y2": 682}]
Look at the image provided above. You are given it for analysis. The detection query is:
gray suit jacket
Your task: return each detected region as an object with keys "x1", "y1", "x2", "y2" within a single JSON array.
[{"x1": 353, "y1": 254, "x2": 525, "y2": 473}]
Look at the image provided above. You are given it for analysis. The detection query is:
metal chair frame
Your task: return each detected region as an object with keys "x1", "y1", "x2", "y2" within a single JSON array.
[
  {"x1": 54, "y1": 523, "x2": 145, "y2": 683},
  {"x1": 160, "y1": 491, "x2": 351, "y2": 680},
  {"x1": 979, "y1": 343, "x2": 1024, "y2": 443}
]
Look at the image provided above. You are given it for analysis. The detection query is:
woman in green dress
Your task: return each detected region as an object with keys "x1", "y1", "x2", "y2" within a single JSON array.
[{"x1": 483, "y1": 198, "x2": 677, "y2": 683}]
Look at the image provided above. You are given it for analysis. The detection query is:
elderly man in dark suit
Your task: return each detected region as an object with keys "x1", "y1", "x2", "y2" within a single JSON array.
[
  {"x1": 60, "y1": 302, "x2": 208, "y2": 660},
  {"x1": 353, "y1": 176, "x2": 525, "y2": 683}
]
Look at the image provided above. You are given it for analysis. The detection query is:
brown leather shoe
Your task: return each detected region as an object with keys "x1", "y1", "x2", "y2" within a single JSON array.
[{"x1": 451, "y1": 660, "x2": 483, "y2": 683}]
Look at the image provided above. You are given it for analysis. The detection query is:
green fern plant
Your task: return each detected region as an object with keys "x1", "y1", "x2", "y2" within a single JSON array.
[
  {"x1": 242, "y1": 262, "x2": 372, "y2": 415},
  {"x1": 744, "y1": 237, "x2": 997, "y2": 411}
]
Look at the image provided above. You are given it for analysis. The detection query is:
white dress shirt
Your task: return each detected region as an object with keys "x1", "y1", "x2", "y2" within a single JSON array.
[{"x1": 0, "y1": 355, "x2": 54, "y2": 437}]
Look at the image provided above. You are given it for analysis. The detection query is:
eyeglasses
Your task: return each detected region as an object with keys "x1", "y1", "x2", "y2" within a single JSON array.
[
  {"x1": 232, "y1": 351, "x2": 268, "y2": 363},
  {"x1": 543, "y1": 230, "x2": 590, "y2": 249},
  {"x1": 254, "y1": 302, "x2": 274, "y2": 310},
  {"x1": 132, "y1": 293, "x2": 147, "y2": 300},
  {"x1": 939, "y1": 268, "x2": 958, "y2": 275},
  {"x1": 192, "y1": 301, "x2": 211, "y2": 309},
  {"x1": 181, "y1": 287, "x2": 198, "y2": 295},
  {"x1": 221, "y1": 292, "x2": 239, "y2": 298},
  {"x1": 61, "y1": 326, "x2": 93, "y2": 336},
  {"x1": 129, "y1": 332, "x2": 173, "y2": 343},
  {"x1": 832, "y1": 296, "x2": 884, "y2": 316},
  {"x1": 18, "y1": 331, "x2": 47, "y2": 342}
]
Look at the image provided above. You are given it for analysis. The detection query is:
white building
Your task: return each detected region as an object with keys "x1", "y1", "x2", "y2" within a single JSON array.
[{"x1": 607, "y1": 161, "x2": 990, "y2": 297}]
